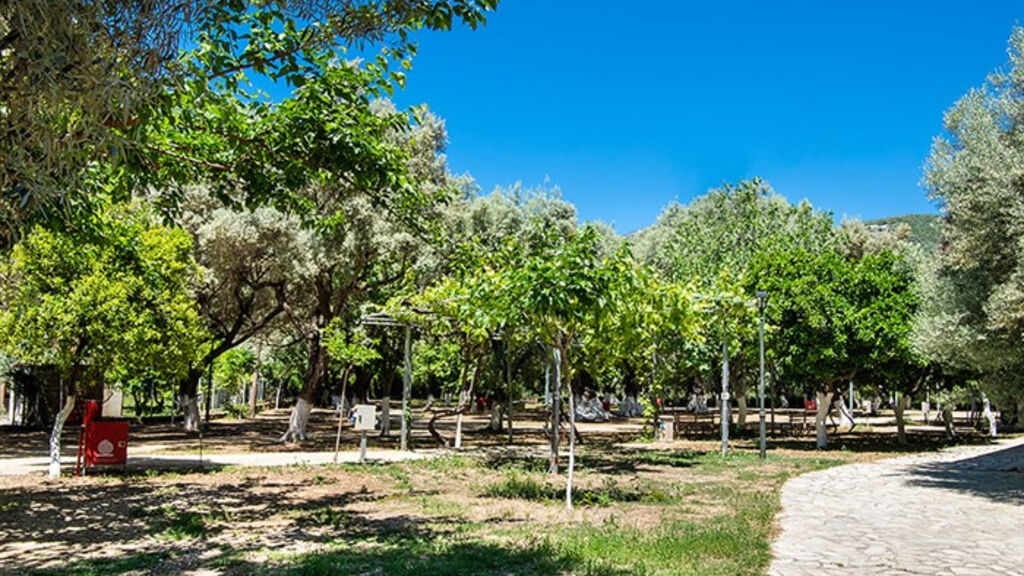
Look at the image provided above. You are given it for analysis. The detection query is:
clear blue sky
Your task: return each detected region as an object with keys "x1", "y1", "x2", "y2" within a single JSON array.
[{"x1": 388, "y1": 1, "x2": 1022, "y2": 233}]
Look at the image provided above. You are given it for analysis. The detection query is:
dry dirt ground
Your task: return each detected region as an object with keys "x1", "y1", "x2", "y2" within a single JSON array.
[{"x1": 0, "y1": 408, "x2": 1000, "y2": 576}]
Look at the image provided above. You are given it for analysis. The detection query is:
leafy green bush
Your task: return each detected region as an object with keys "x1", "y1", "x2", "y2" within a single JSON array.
[{"x1": 224, "y1": 403, "x2": 249, "y2": 420}]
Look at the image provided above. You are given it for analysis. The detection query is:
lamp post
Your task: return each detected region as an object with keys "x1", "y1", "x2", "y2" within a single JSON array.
[
  {"x1": 720, "y1": 335, "x2": 730, "y2": 456},
  {"x1": 757, "y1": 290, "x2": 768, "y2": 460}
]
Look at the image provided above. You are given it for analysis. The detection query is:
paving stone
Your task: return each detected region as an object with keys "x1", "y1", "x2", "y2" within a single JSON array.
[{"x1": 769, "y1": 438, "x2": 1024, "y2": 576}]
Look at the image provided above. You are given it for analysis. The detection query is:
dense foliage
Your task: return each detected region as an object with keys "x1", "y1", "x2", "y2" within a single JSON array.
[
  {"x1": 919, "y1": 25, "x2": 1024, "y2": 426},
  {"x1": 2, "y1": 7, "x2": 1022, "y2": 484}
]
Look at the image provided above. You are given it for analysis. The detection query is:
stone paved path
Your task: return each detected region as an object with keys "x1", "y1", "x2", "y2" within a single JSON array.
[
  {"x1": 0, "y1": 448, "x2": 439, "y2": 476},
  {"x1": 770, "y1": 437, "x2": 1024, "y2": 576}
]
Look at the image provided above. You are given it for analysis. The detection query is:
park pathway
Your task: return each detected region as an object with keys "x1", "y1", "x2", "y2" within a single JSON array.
[
  {"x1": 769, "y1": 437, "x2": 1024, "y2": 576},
  {"x1": 0, "y1": 449, "x2": 438, "y2": 476}
]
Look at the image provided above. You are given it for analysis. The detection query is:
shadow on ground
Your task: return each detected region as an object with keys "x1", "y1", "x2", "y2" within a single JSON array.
[
  {"x1": 25, "y1": 536, "x2": 631, "y2": 576},
  {"x1": 769, "y1": 431, "x2": 994, "y2": 454},
  {"x1": 8, "y1": 477, "x2": 629, "y2": 576},
  {"x1": 904, "y1": 441, "x2": 1024, "y2": 505}
]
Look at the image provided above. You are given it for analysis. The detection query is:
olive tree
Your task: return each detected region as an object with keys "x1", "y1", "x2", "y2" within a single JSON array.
[{"x1": 922, "y1": 25, "x2": 1024, "y2": 427}]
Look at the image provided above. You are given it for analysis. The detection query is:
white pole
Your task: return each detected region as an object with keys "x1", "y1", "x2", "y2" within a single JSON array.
[
  {"x1": 401, "y1": 325, "x2": 412, "y2": 451},
  {"x1": 758, "y1": 302, "x2": 766, "y2": 459},
  {"x1": 721, "y1": 336, "x2": 730, "y2": 456},
  {"x1": 544, "y1": 363, "x2": 551, "y2": 405},
  {"x1": 555, "y1": 345, "x2": 574, "y2": 510}
]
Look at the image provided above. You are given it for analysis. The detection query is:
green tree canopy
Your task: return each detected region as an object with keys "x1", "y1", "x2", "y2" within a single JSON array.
[{"x1": 923, "y1": 25, "x2": 1024, "y2": 424}]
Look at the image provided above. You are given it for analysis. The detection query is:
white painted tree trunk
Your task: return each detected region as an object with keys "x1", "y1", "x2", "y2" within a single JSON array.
[
  {"x1": 7, "y1": 387, "x2": 15, "y2": 425},
  {"x1": 814, "y1": 391, "x2": 834, "y2": 449},
  {"x1": 180, "y1": 392, "x2": 200, "y2": 432},
  {"x1": 280, "y1": 397, "x2": 312, "y2": 442},
  {"x1": 981, "y1": 393, "x2": 998, "y2": 438},
  {"x1": 489, "y1": 403, "x2": 503, "y2": 431},
  {"x1": 454, "y1": 386, "x2": 469, "y2": 449},
  {"x1": 454, "y1": 412, "x2": 464, "y2": 449},
  {"x1": 380, "y1": 396, "x2": 391, "y2": 436},
  {"x1": 942, "y1": 406, "x2": 957, "y2": 439},
  {"x1": 49, "y1": 395, "x2": 76, "y2": 479},
  {"x1": 894, "y1": 394, "x2": 910, "y2": 444},
  {"x1": 736, "y1": 394, "x2": 748, "y2": 431}
]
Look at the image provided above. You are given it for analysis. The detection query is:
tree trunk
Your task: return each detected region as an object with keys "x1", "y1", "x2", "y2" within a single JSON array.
[
  {"x1": 814, "y1": 390, "x2": 834, "y2": 449},
  {"x1": 894, "y1": 393, "x2": 910, "y2": 444},
  {"x1": 454, "y1": 404, "x2": 464, "y2": 449},
  {"x1": 49, "y1": 394, "x2": 76, "y2": 479},
  {"x1": 282, "y1": 397, "x2": 312, "y2": 442},
  {"x1": 942, "y1": 406, "x2": 957, "y2": 439},
  {"x1": 1013, "y1": 398, "x2": 1024, "y2": 432},
  {"x1": 506, "y1": 357, "x2": 514, "y2": 444},
  {"x1": 837, "y1": 395, "x2": 856, "y2": 430},
  {"x1": 426, "y1": 362, "x2": 478, "y2": 448},
  {"x1": 732, "y1": 374, "x2": 747, "y2": 432},
  {"x1": 736, "y1": 393, "x2": 748, "y2": 432},
  {"x1": 179, "y1": 368, "x2": 202, "y2": 432},
  {"x1": 380, "y1": 396, "x2": 391, "y2": 436},
  {"x1": 981, "y1": 393, "x2": 998, "y2": 438},
  {"x1": 488, "y1": 403, "x2": 504, "y2": 432},
  {"x1": 281, "y1": 335, "x2": 326, "y2": 442},
  {"x1": 248, "y1": 341, "x2": 261, "y2": 418}
]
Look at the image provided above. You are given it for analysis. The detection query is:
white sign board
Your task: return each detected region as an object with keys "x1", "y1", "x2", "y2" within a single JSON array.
[{"x1": 352, "y1": 404, "x2": 377, "y2": 431}]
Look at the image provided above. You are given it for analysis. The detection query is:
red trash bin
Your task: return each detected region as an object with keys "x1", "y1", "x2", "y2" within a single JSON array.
[
  {"x1": 84, "y1": 420, "x2": 128, "y2": 467},
  {"x1": 76, "y1": 400, "x2": 129, "y2": 475}
]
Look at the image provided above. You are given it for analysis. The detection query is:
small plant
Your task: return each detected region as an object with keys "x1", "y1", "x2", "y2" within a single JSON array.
[
  {"x1": 312, "y1": 474, "x2": 337, "y2": 486},
  {"x1": 308, "y1": 506, "x2": 351, "y2": 527},
  {"x1": 157, "y1": 510, "x2": 208, "y2": 540},
  {"x1": 483, "y1": 470, "x2": 556, "y2": 501},
  {"x1": 143, "y1": 505, "x2": 215, "y2": 540},
  {"x1": 224, "y1": 403, "x2": 249, "y2": 420}
]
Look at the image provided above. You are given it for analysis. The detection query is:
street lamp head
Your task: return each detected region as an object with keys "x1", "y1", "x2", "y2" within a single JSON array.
[{"x1": 756, "y1": 290, "x2": 768, "y2": 311}]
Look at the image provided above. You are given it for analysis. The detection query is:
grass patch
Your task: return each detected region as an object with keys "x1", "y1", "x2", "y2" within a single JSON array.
[
  {"x1": 483, "y1": 470, "x2": 684, "y2": 506},
  {"x1": 11, "y1": 439, "x2": 874, "y2": 576},
  {"x1": 26, "y1": 552, "x2": 172, "y2": 576},
  {"x1": 133, "y1": 504, "x2": 232, "y2": 540},
  {"x1": 546, "y1": 510, "x2": 774, "y2": 576},
  {"x1": 307, "y1": 505, "x2": 353, "y2": 527}
]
